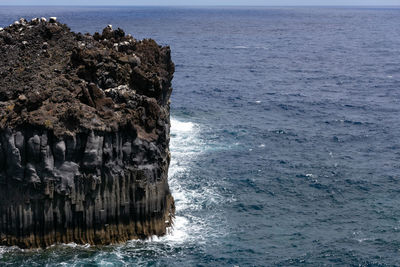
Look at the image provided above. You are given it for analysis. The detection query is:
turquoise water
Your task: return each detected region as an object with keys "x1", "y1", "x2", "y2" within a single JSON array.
[{"x1": 1, "y1": 6, "x2": 400, "y2": 266}]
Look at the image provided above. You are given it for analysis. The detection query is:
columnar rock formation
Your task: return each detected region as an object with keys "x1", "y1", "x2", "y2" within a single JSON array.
[{"x1": 0, "y1": 18, "x2": 175, "y2": 248}]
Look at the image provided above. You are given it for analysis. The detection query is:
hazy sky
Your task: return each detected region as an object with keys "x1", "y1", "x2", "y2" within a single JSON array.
[{"x1": 0, "y1": 0, "x2": 399, "y2": 5}]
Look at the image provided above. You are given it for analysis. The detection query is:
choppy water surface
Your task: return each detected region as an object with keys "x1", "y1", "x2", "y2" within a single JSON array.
[{"x1": 1, "y1": 6, "x2": 400, "y2": 266}]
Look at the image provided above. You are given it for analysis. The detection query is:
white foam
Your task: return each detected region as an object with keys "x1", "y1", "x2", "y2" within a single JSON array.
[
  {"x1": 357, "y1": 237, "x2": 374, "y2": 243},
  {"x1": 168, "y1": 118, "x2": 202, "y2": 186},
  {"x1": 232, "y1": 46, "x2": 268, "y2": 50},
  {"x1": 156, "y1": 216, "x2": 189, "y2": 243},
  {"x1": 161, "y1": 117, "x2": 226, "y2": 244},
  {"x1": 0, "y1": 245, "x2": 23, "y2": 258},
  {"x1": 58, "y1": 242, "x2": 91, "y2": 249},
  {"x1": 161, "y1": 117, "x2": 203, "y2": 243},
  {"x1": 171, "y1": 118, "x2": 195, "y2": 133},
  {"x1": 233, "y1": 45, "x2": 248, "y2": 49}
]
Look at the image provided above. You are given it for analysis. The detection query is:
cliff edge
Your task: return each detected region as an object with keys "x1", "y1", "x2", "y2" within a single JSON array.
[{"x1": 0, "y1": 18, "x2": 175, "y2": 248}]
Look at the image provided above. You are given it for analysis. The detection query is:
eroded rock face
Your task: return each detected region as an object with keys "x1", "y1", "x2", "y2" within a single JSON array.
[{"x1": 0, "y1": 18, "x2": 175, "y2": 248}]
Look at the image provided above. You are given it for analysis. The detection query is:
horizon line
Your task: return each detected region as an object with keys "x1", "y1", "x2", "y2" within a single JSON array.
[{"x1": 0, "y1": 4, "x2": 399, "y2": 7}]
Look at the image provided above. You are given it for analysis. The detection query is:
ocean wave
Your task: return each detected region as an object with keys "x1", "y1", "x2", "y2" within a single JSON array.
[
  {"x1": 164, "y1": 117, "x2": 213, "y2": 243},
  {"x1": 232, "y1": 45, "x2": 248, "y2": 49},
  {"x1": 231, "y1": 45, "x2": 269, "y2": 50}
]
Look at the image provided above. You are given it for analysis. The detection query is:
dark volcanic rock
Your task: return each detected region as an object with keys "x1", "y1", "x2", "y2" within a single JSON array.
[{"x1": 0, "y1": 18, "x2": 175, "y2": 248}]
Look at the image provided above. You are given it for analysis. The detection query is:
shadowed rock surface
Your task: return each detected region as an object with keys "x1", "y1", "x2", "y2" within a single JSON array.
[{"x1": 0, "y1": 18, "x2": 175, "y2": 248}]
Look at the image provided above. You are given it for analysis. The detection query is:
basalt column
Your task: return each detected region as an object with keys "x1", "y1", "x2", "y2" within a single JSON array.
[{"x1": 0, "y1": 18, "x2": 175, "y2": 248}]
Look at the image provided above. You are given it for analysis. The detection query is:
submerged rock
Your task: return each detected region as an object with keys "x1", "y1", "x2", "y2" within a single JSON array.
[{"x1": 0, "y1": 18, "x2": 175, "y2": 248}]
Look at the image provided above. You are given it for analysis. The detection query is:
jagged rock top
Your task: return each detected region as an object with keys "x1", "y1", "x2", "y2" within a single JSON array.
[{"x1": 0, "y1": 18, "x2": 174, "y2": 137}]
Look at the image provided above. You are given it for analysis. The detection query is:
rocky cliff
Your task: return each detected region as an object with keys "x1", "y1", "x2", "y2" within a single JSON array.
[{"x1": 0, "y1": 18, "x2": 175, "y2": 248}]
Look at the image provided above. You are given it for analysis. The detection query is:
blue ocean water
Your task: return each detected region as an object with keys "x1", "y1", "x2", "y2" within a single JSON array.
[{"x1": 1, "y1": 6, "x2": 400, "y2": 266}]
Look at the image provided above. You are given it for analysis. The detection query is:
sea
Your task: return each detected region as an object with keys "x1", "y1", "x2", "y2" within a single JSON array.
[{"x1": 1, "y1": 6, "x2": 400, "y2": 266}]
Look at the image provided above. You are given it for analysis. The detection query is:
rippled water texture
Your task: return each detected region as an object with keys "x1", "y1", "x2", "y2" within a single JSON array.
[{"x1": 1, "y1": 6, "x2": 400, "y2": 266}]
